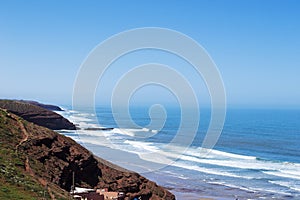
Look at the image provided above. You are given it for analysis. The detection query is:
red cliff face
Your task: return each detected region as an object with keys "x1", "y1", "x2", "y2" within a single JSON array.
[
  {"x1": 0, "y1": 100, "x2": 76, "y2": 130},
  {"x1": 0, "y1": 105, "x2": 175, "y2": 200},
  {"x1": 20, "y1": 117, "x2": 175, "y2": 200}
]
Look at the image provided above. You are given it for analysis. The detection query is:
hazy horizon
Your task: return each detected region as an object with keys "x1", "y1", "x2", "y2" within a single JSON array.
[{"x1": 1, "y1": 1, "x2": 300, "y2": 109}]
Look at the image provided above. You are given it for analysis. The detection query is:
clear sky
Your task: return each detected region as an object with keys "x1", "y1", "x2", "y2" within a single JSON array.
[{"x1": 1, "y1": 0, "x2": 300, "y2": 108}]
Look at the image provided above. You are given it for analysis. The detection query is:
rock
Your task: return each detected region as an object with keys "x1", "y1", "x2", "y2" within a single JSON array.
[
  {"x1": 0, "y1": 100, "x2": 75, "y2": 130},
  {"x1": 85, "y1": 127, "x2": 114, "y2": 131},
  {"x1": 18, "y1": 100, "x2": 63, "y2": 111}
]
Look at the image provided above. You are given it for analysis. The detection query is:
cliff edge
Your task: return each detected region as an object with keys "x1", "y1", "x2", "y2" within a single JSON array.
[
  {"x1": 0, "y1": 106, "x2": 175, "y2": 200},
  {"x1": 0, "y1": 100, "x2": 76, "y2": 130}
]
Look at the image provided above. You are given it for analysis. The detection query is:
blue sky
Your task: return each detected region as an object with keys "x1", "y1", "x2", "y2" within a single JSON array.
[{"x1": 0, "y1": 0, "x2": 300, "y2": 108}]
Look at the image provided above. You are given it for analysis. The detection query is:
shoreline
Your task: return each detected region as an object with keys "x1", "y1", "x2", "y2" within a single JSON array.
[
  {"x1": 64, "y1": 133, "x2": 261, "y2": 200},
  {"x1": 57, "y1": 106, "x2": 300, "y2": 200}
]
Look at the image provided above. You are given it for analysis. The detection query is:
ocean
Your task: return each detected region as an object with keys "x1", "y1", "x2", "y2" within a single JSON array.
[{"x1": 57, "y1": 106, "x2": 300, "y2": 200}]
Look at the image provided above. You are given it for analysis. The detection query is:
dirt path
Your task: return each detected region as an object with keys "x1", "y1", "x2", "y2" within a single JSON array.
[
  {"x1": 14, "y1": 116, "x2": 29, "y2": 153},
  {"x1": 12, "y1": 116, "x2": 56, "y2": 199}
]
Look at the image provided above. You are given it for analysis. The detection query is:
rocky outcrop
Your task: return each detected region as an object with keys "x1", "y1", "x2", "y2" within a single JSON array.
[
  {"x1": 18, "y1": 100, "x2": 63, "y2": 111},
  {"x1": 0, "y1": 100, "x2": 75, "y2": 130},
  {"x1": 0, "y1": 109, "x2": 175, "y2": 200}
]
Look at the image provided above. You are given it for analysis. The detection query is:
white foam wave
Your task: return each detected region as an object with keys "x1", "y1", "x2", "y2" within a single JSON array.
[
  {"x1": 182, "y1": 147, "x2": 256, "y2": 160},
  {"x1": 259, "y1": 188, "x2": 292, "y2": 196},
  {"x1": 172, "y1": 162, "x2": 251, "y2": 179},
  {"x1": 113, "y1": 128, "x2": 136, "y2": 136},
  {"x1": 75, "y1": 130, "x2": 108, "y2": 137},
  {"x1": 207, "y1": 181, "x2": 256, "y2": 192},
  {"x1": 69, "y1": 115, "x2": 93, "y2": 122},
  {"x1": 113, "y1": 128, "x2": 158, "y2": 137},
  {"x1": 208, "y1": 181, "x2": 294, "y2": 196},
  {"x1": 263, "y1": 170, "x2": 300, "y2": 180},
  {"x1": 142, "y1": 127, "x2": 158, "y2": 133},
  {"x1": 178, "y1": 155, "x2": 292, "y2": 171},
  {"x1": 137, "y1": 144, "x2": 300, "y2": 175},
  {"x1": 75, "y1": 137, "x2": 114, "y2": 148},
  {"x1": 269, "y1": 180, "x2": 300, "y2": 192},
  {"x1": 163, "y1": 170, "x2": 188, "y2": 180},
  {"x1": 124, "y1": 140, "x2": 159, "y2": 153},
  {"x1": 121, "y1": 141, "x2": 300, "y2": 175},
  {"x1": 207, "y1": 149, "x2": 257, "y2": 160},
  {"x1": 279, "y1": 168, "x2": 300, "y2": 177},
  {"x1": 69, "y1": 110, "x2": 79, "y2": 113}
]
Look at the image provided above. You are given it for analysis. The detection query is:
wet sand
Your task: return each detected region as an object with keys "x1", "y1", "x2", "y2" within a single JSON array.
[{"x1": 171, "y1": 190, "x2": 237, "y2": 200}]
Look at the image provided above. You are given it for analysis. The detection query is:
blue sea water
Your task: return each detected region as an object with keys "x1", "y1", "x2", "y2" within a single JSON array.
[{"x1": 57, "y1": 106, "x2": 300, "y2": 200}]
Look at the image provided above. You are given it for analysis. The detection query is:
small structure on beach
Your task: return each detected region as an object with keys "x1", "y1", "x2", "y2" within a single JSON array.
[
  {"x1": 72, "y1": 187, "x2": 125, "y2": 200},
  {"x1": 96, "y1": 188, "x2": 125, "y2": 200}
]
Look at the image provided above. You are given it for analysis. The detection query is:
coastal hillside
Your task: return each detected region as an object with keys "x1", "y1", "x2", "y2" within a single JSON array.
[
  {"x1": 0, "y1": 100, "x2": 76, "y2": 130},
  {"x1": 0, "y1": 108, "x2": 69, "y2": 199},
  {"x1": 0, "y1": 105, "x2": 175, "y2": 199}
]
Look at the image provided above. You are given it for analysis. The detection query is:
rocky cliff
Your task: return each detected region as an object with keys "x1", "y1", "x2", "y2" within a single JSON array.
[
  {"x1": 0, "y1": 108, "x2": 175, "y2": 200},
  {"x1": 19, "y1": 100, "x2": 63, "y2": 111},
  {"x1": 0, "y1": 100, "x2": 75, "y2": 130}
]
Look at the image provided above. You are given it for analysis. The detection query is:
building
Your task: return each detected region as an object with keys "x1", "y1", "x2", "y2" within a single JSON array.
[
  {"x1": 72, "y1": 187, "x2": 124, "y2": 200},
  {"x1": 96, "y1": 188, "x2": 125, "y2": 200}
]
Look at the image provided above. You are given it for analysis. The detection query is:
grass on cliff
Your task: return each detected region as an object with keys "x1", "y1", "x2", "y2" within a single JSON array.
[{"x1": 0, "y1": 109, "x2": 53, "y2": 199}]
